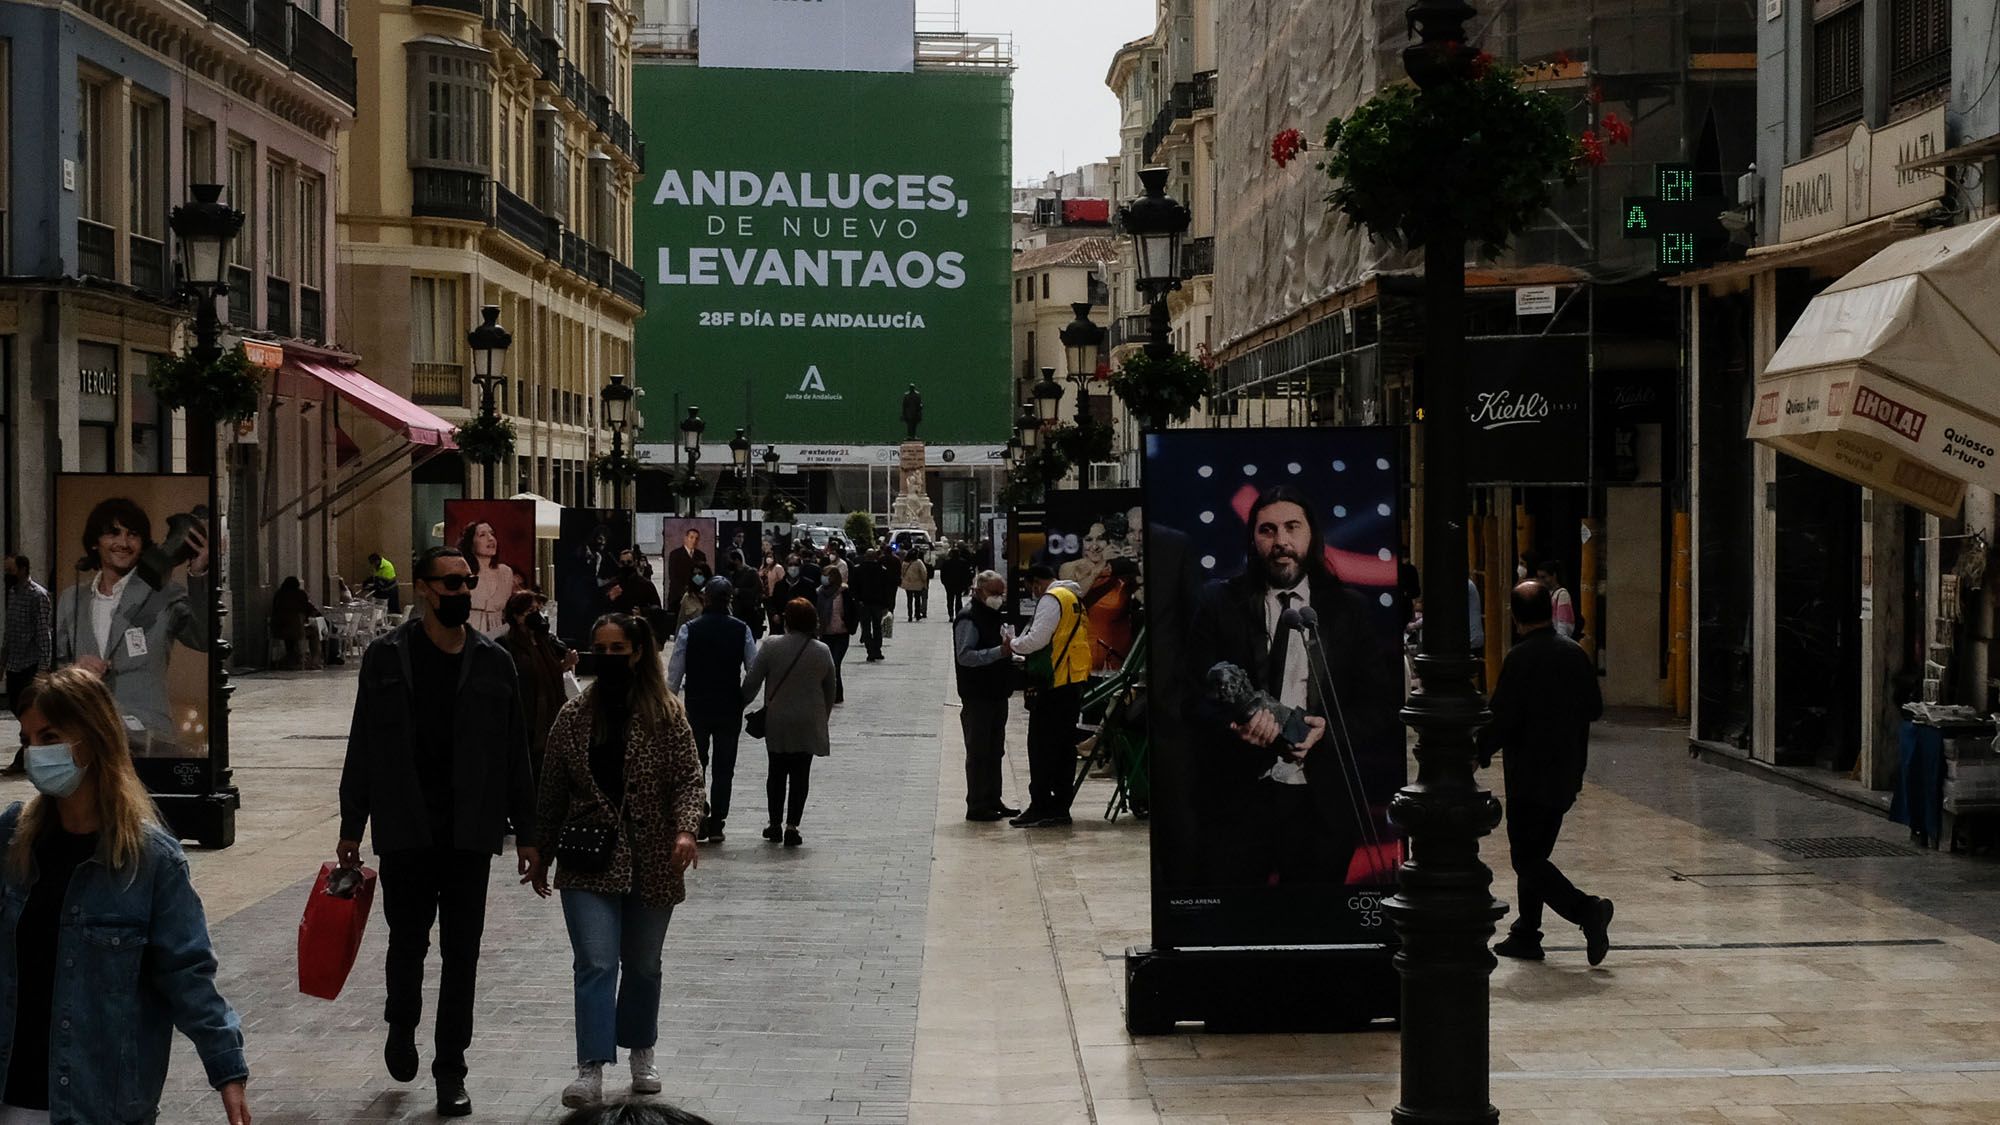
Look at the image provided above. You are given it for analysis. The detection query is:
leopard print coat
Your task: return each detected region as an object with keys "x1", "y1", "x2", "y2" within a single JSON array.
[{"x1": 535, "y1": 689, "x2": 707, "y2": 907}]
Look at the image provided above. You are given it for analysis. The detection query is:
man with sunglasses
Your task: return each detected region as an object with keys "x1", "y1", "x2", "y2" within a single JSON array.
[{"x1": 336, "y1": 546, "x2": 540, "y2": 1117}]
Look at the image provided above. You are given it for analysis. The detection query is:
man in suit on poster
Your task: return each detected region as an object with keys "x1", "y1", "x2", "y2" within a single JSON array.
[
  {"x1": 664, "y1": 526, "x2": 709, "y2": 617},
  {"x1": 1185, "y1": 485, "x2": 1400, "y2": 890}
]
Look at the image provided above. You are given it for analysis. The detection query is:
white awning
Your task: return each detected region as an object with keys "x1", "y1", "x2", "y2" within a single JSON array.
[{"x1": 1746, "y1": 215, "x2": 2000, "y2": 516}]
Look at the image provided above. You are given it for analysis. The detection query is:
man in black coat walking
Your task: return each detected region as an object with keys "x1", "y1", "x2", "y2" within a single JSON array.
[
  {"x1": 1479, "y1": 580, "x2": 1613, "y2": 965},
  {"x1": 336, "y1": 546, "x2": 540, "y2": 1117},
  {"x1": 1184, "y1": 486, "x2": 1402, "y2": 892},
  {"x1": 670, "y1": 577, "x2": 759, "y2": 842},
  {"x1": 851, "y1": 548, "x2": 893, "y2": 659}
]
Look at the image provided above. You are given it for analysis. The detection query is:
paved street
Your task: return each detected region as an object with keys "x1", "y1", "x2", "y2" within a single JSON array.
[{"x1": 6, "y1": 603, "x2": 2000, "y2": 1122}]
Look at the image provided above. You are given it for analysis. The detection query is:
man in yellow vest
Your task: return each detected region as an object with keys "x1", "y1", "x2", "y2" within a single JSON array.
[{"x1": 1008, "y1": 564, "x2": 1092, "y2": 827}]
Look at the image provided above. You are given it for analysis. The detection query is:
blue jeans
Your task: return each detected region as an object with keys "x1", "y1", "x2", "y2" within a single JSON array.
[{"x1": 559, "y1": 890, "x2": 675, "y2": 1065}]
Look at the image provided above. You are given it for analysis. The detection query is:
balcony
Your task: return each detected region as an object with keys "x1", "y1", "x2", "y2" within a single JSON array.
[
  {"x1": 586, "y1": 243, "x2": 611, "y2": 286},
  {"x1": 130, "y1": 234, "x2": 168, "y2": 296},
  {"x1": 412, "y1": 361, "x2": 466, "y2": 407},
  {"x1": 77, "y1": 219, "x2": 115, "y2": 279},
  {"x1": 300, "y1": 285, "x2": 323, "y2": 342},
  {"x1": 494, "y1": 184, "x2": 553, "y2": 253},
  {"x1": 207, "y1": 0, "x2": 356, "y2": 107},
  {"x1": 1108, "y1": 311, "x2": 1152, "y2": 351},
  {"x1": 413, "y1": 0, "x2": 482, "y2": 11},
  {"x1": 266, "y1": 276, "x2": 292, "y2": 336},
  {"x1": 611, "y1": 259, "x2": 644, "y2": 307},
  {"x1": 412, "y1": 168, "x2": 492, "y2": 222},
  {"x1": 1179, "y1": 236, "x2": 1214, "y2": 280},
  {"x1": 562, "y1": 61, "x2": 588, "y2": 109},
  {"x1": 530, "y1": 33, "x2": 559, "y2": 81},
  {"x1": 560, "y1": 229, "x2": 587, "y2": 276},
  {"x1": 227, "y1": 265, "x2": 254, "y2": 325}
]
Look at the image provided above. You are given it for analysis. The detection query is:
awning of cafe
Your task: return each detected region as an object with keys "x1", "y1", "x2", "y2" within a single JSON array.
[
  {"x1": 1745, "y1": 215, "x2": 2000, "y2": 517},
  {"x1": 271, "y1": 358, "x2": 460, "y2": 522}
]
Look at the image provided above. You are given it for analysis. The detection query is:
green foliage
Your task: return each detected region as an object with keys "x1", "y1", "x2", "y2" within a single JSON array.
[
  {"x1": 454, "y1": 413, "x2": 517, "y2": 466},
  {"x1": 1050, "y1": 421, "x2": 1116, "y2": 468},
  {"x1": 843, "y1": 510, "x2": 878, "y2": 547},
  {"x1": 1319, "y1": 65, "x2": 1579, "y2": 257},
  {"x1": 148, "y1": 345, "x2": 263, "y2": 424},
  {"x1": 763, "y1": 491, "x2": 799, "y2": 523},
  {"x1": 1109, "y1": 351, "x2": 1212, "y2": 430},
  {"x1": 673, "y1": 468, "x2": 708, "y2": 499},
  {"x1": 590, "y1": 450, "x2": 638, "y2": 484},
  {"x1": 998, "y1": 447, "x2": 1071, "y2": 509}
]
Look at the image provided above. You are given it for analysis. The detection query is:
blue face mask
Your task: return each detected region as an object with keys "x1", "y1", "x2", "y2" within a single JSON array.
[{"x1": 25, "y1": 744, "x2": 87, "y2": 799}]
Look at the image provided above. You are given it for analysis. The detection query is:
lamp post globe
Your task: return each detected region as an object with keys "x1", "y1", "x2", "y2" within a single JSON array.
[
  {"x1": 1017, "y1": 405, "x2": 1041, "y2": 453},
  {"x1": 729, "y1": 429, "x2": 753, "y2": 523},
  {"x1": 463, "y1": 305, "x2": 512, "y2": 496},
  {"x1": 1032, "y1": 367, "x2": 1065, "y2": 426},
  {"x1": 1060, "y1": 302, "x2": 1103, "y2": 381},
  {"x1": 678, "y1": 407, "x2": 707, "y2": 516},
  {"x1": 170, "y1": 184, "x2": 243, "y2": 300},
  {"x1": 601, "y1": 371, "x2": 633, "y2": 431},
  {"x1": 1120, "y1": 167, "x2": 1192, "y2": 361}
]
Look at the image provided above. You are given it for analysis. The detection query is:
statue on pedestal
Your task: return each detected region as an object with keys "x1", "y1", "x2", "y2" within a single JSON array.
[{"x1": 901, "y1": 384, "x2": 923, "y2": 441}]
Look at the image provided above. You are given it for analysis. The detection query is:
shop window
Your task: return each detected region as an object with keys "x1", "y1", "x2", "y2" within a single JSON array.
[{"x1": 78, "y1": 343, "x2": 119, "y2": 473}]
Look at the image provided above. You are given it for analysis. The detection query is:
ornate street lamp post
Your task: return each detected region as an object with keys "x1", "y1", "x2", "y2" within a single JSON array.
[
  {"x1": 600, "y1": 372, "x2": 634, "y2": 515},
  {"x1": 1118, "y1": 167, "x2": 1192, "y2": 361},
  {"x1": 729, "y1": 428, "x2": 752, "y2": 525},
  {"x1": 1060, "y1": 302, "x2": 1102, "y2": 427},
  {"x1": 678, "y1": 407, "x2": 706, "y2": 517},
  {"x1": 466, "y1": 305, "x2": 512, "y2": 498},
  {"x1": 1385, "y1": 3, "x2": 1506, "y2": 1124},
  {"x1": 168, "y1": 183, "x2": 245, "y2": 847}
]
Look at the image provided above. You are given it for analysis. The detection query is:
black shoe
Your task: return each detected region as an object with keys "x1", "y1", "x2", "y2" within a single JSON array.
[
  {"x1": 762, "y1": 824, "x2": 782, "y2": 842},
  {"x1": 966, "y1": 809, "x2": 1006, "y2": 822},
  {"x1": 1009, "y1": 809, "x2": 1046, "y2": 827},
  {"x1": 384, "y1": 1025, "x2": 418, "y2": 1083},
  {"x1": 695, "y1": 816, "x2": 714, "y2": 844},
  {"x1": 996, "y1": 804, "x2": 1022, "y2": 818},
  {"x1": 707, "y1": 819, "x2": 725, "y2": 844},
  {"x1": 784, "y1": 827, "x2": 803, "y2": 847},
  {"x1": 1493, "y1": 933, "x2": 1545, "y2": 961},
  {"x1": 1030, "y1": 814, "x2": 1073, "y2": 828},
  {"x1": 437, "y1": 1080, "x2": 472, "y2": 1117},
  {"x1": 1583, "y1": 897, "x2": 1614, "y2": 966}
]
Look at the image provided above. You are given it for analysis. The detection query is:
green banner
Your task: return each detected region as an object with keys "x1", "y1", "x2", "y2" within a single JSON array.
[{"x1": 632, "y1": 66, "x2": 1012, "y2": 446}]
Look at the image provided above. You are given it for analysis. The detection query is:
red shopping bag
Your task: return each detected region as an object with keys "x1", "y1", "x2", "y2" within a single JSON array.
[{"x1": 297, "y1": 861, "x2": 376, "y2": 1000}]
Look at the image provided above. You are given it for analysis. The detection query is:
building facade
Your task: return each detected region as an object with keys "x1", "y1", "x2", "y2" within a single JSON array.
[
  {"x1": 0, "y1": 0, "x2": 358, "y2": 659},
  {"x1": 1680, "y1": 0, "x2": 1987, "y2": 790},
  {"x1": 338, "y1": 0, "x2": 646, "y2": 591}
]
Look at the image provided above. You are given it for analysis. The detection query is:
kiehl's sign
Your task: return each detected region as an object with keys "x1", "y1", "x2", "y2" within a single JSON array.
[{"x1": 1779, "y1": 106, "x2": 1945, "y2": 241}]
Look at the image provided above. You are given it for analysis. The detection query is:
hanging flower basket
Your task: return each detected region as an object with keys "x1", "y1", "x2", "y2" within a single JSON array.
[
  {"x1": 999, "y1": 447, "x2": 1072, "y2": 509},
  {"x1": 1270, "y1": 128, "x2": 1310, "y2": 168},
  {"x1": 1050, "y1": 421, "x2": 1116, "y2": 468},
  {"x1": 1110, "y1": 351, "x2": 1213, "y2": 430},
  {"x1": 148, "y1": 345, "x2": 263, "y2": 425},
  {"x1": 763, "y1": 491, "x2": 798, "y2": 523},
  {"x1": 590, "y1": 450, "x2": 638, "y2": 484},
  {"x1": 453, "y1": 414, "x2": 516, "y2": 466},
  {"x1": 1319, "y1": 54, "x2": 1598, "y2": 257},
  {"x1": 672, "y1": 468, "x2": 708, "y2": 500}
]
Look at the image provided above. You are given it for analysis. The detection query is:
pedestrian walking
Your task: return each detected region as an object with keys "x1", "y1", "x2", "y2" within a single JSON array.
[
  {"x1": 503, "y1": 591, "x2": 576, "y2": 780},
  {"x1": 901, "y1": 552, "x2": 930, "y2": 622},
  {"x1": 336, "y1": 546, "x2": 541, "y2": 1117},
  {"x1": 1479, "y1": 580, "x2": 1613, "y2": 965},
  {"x1": 1534, "y1": 559, "x2": 1578, "y2": 640},
  {"x1": 668, "y1": 579, "x2": 757, "y2": 844},
  {"x1": 759, "y1": 553, "x2": 788, "y2": 635},
  {"x1": 851, "y1": 548, "x2": 893, "y2": 661},
  {"x1": 1006, "y1": 565, "x2": 1091, "y2": 828},
  {"x1": 671, "y1": 563, "x2": 709, "y2": 632},
  {"x1": 814, "y1": 566, "x2": 860, "y2": 704},
  {"x1": 610, "y1": 548, "x2": 664, "y2": 620},
  {"x1": 726, "y1": 551, "x2": 765, "y2": 638},
  {"x1": 3, "y1": 555, "x2": 53, "y2": 774},
  {"x1": 743, "y1": 599, "x2": 837, "y2": 846},
  {"x1": 0, "y1": 668, "x2": 250, "y2": 1123},
  {"x1": 941, "y1": 547, "x2": 974, "y2": 619},
  {"x1": 771, "y1": 558, "x2": 816, "y2": 632},
  {"x1": 530, "y1": 613, "x2": 705, "y2": 1108},
  {"x1": 954, "y1": 570, "x2": 1021, "y2": 821}
]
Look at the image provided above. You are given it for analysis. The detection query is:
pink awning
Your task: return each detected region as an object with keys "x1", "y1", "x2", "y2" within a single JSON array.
[{"x1": 287, "y1": 361, "x2": 457, "y2": 449}]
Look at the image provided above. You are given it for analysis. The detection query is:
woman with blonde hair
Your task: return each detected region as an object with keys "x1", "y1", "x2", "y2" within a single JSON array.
[
  {"x1": 530, "y1": 614, "x2": 706, "y2": 1108},
  {"x1": 0, "y1": 667, "x2": 250, "y2": 1123}
]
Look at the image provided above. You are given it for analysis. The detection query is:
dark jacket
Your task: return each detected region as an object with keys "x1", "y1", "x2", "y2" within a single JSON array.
[
  {"x1": 1478, "y1": 626, "x2": 1602, "y2": 806},
  {"x1": 850, "y1": 559, "x2": 893, "y2": 608},
  {"x1": 814, "y1": 586, "x2": 861, "y2": 637},
  {"x1": 953, "y1": 600, "x2": 1012, "y2": 701},
  {"x1": 339, "y1": 619, "x2": 539, "y2": 854},
  {"x1": 503, "y1": 626, "x2": 569, "y2": 765},
  {"x1": 681, "y1": 608, "x2": 753, "y2": 728},
  {"x1": 1184, "y1": 569, "x2": 1403, "y2": 816}
]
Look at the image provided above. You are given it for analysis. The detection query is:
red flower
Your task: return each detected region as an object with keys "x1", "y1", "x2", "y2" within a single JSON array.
[
  {"x1": 1270, "y1": 128, "x2": 1308, "y2": 168},
  {"x1": 1577, "y1": 128, "x2": 1607, "y2": 166},
  {"x1": 1601, "y1": 111, "x2": 1633, "y2": 145},
  {"x1": 1470, "y1": 50, "x2": 1496, "y2": 78},
  {"x1": 1589, "y1": 83, "x2": 1604, "y2": 104},
  {"x1": 1554, "y1": 49, "x2": 1574, "y2": 68}
]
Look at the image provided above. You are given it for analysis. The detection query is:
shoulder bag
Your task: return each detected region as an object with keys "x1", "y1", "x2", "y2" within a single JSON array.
[
  {"x1": 557, "y1": 743, "x2": 628, "y2": 875},
  {"x1": 745, "y1": 642, "x2": 809, "y2": 739}
]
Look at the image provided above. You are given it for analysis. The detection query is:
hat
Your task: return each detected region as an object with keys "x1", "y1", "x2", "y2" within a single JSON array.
[{"x1": 704, "y1": 576, "x2": 733, "y2": 598}]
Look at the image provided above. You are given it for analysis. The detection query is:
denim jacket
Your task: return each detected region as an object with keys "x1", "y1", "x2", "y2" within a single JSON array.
[{"x1": 0, "y1": 803, "x2": 247, "y2": 1124}]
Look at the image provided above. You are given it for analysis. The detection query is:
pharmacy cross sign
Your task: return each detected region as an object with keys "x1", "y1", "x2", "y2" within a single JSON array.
[{"x1": 1621, "y1": 163, "x2": 1727, "y2": 274}]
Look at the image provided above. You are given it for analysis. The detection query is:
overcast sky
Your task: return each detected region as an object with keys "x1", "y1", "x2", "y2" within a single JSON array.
[{"x1": 950, "y1": 0, "x2": 1153, "y2": 185}]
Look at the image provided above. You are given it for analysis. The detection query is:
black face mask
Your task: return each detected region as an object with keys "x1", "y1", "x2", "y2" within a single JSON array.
[
  {"x1": 524, "y1": 611, "x2": 550, "y2": 633},
  {"x1": 595, "y1": 656, "x2": 633, "y2": 699},
  {"x1": 433, "y1": 593, "x2": 473, "y2": 628},
  {"x1": 3, "y1": 574, "x2": 17, "y2": 588}
]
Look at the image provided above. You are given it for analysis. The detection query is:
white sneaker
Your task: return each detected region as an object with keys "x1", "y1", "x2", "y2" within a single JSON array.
[
  {"x1": 561, "y1": 1063, "x2": 603, "y2": 1108},
  {"x1": 630, "y1": 1046, "x2": 663, "y2": 1094}
]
